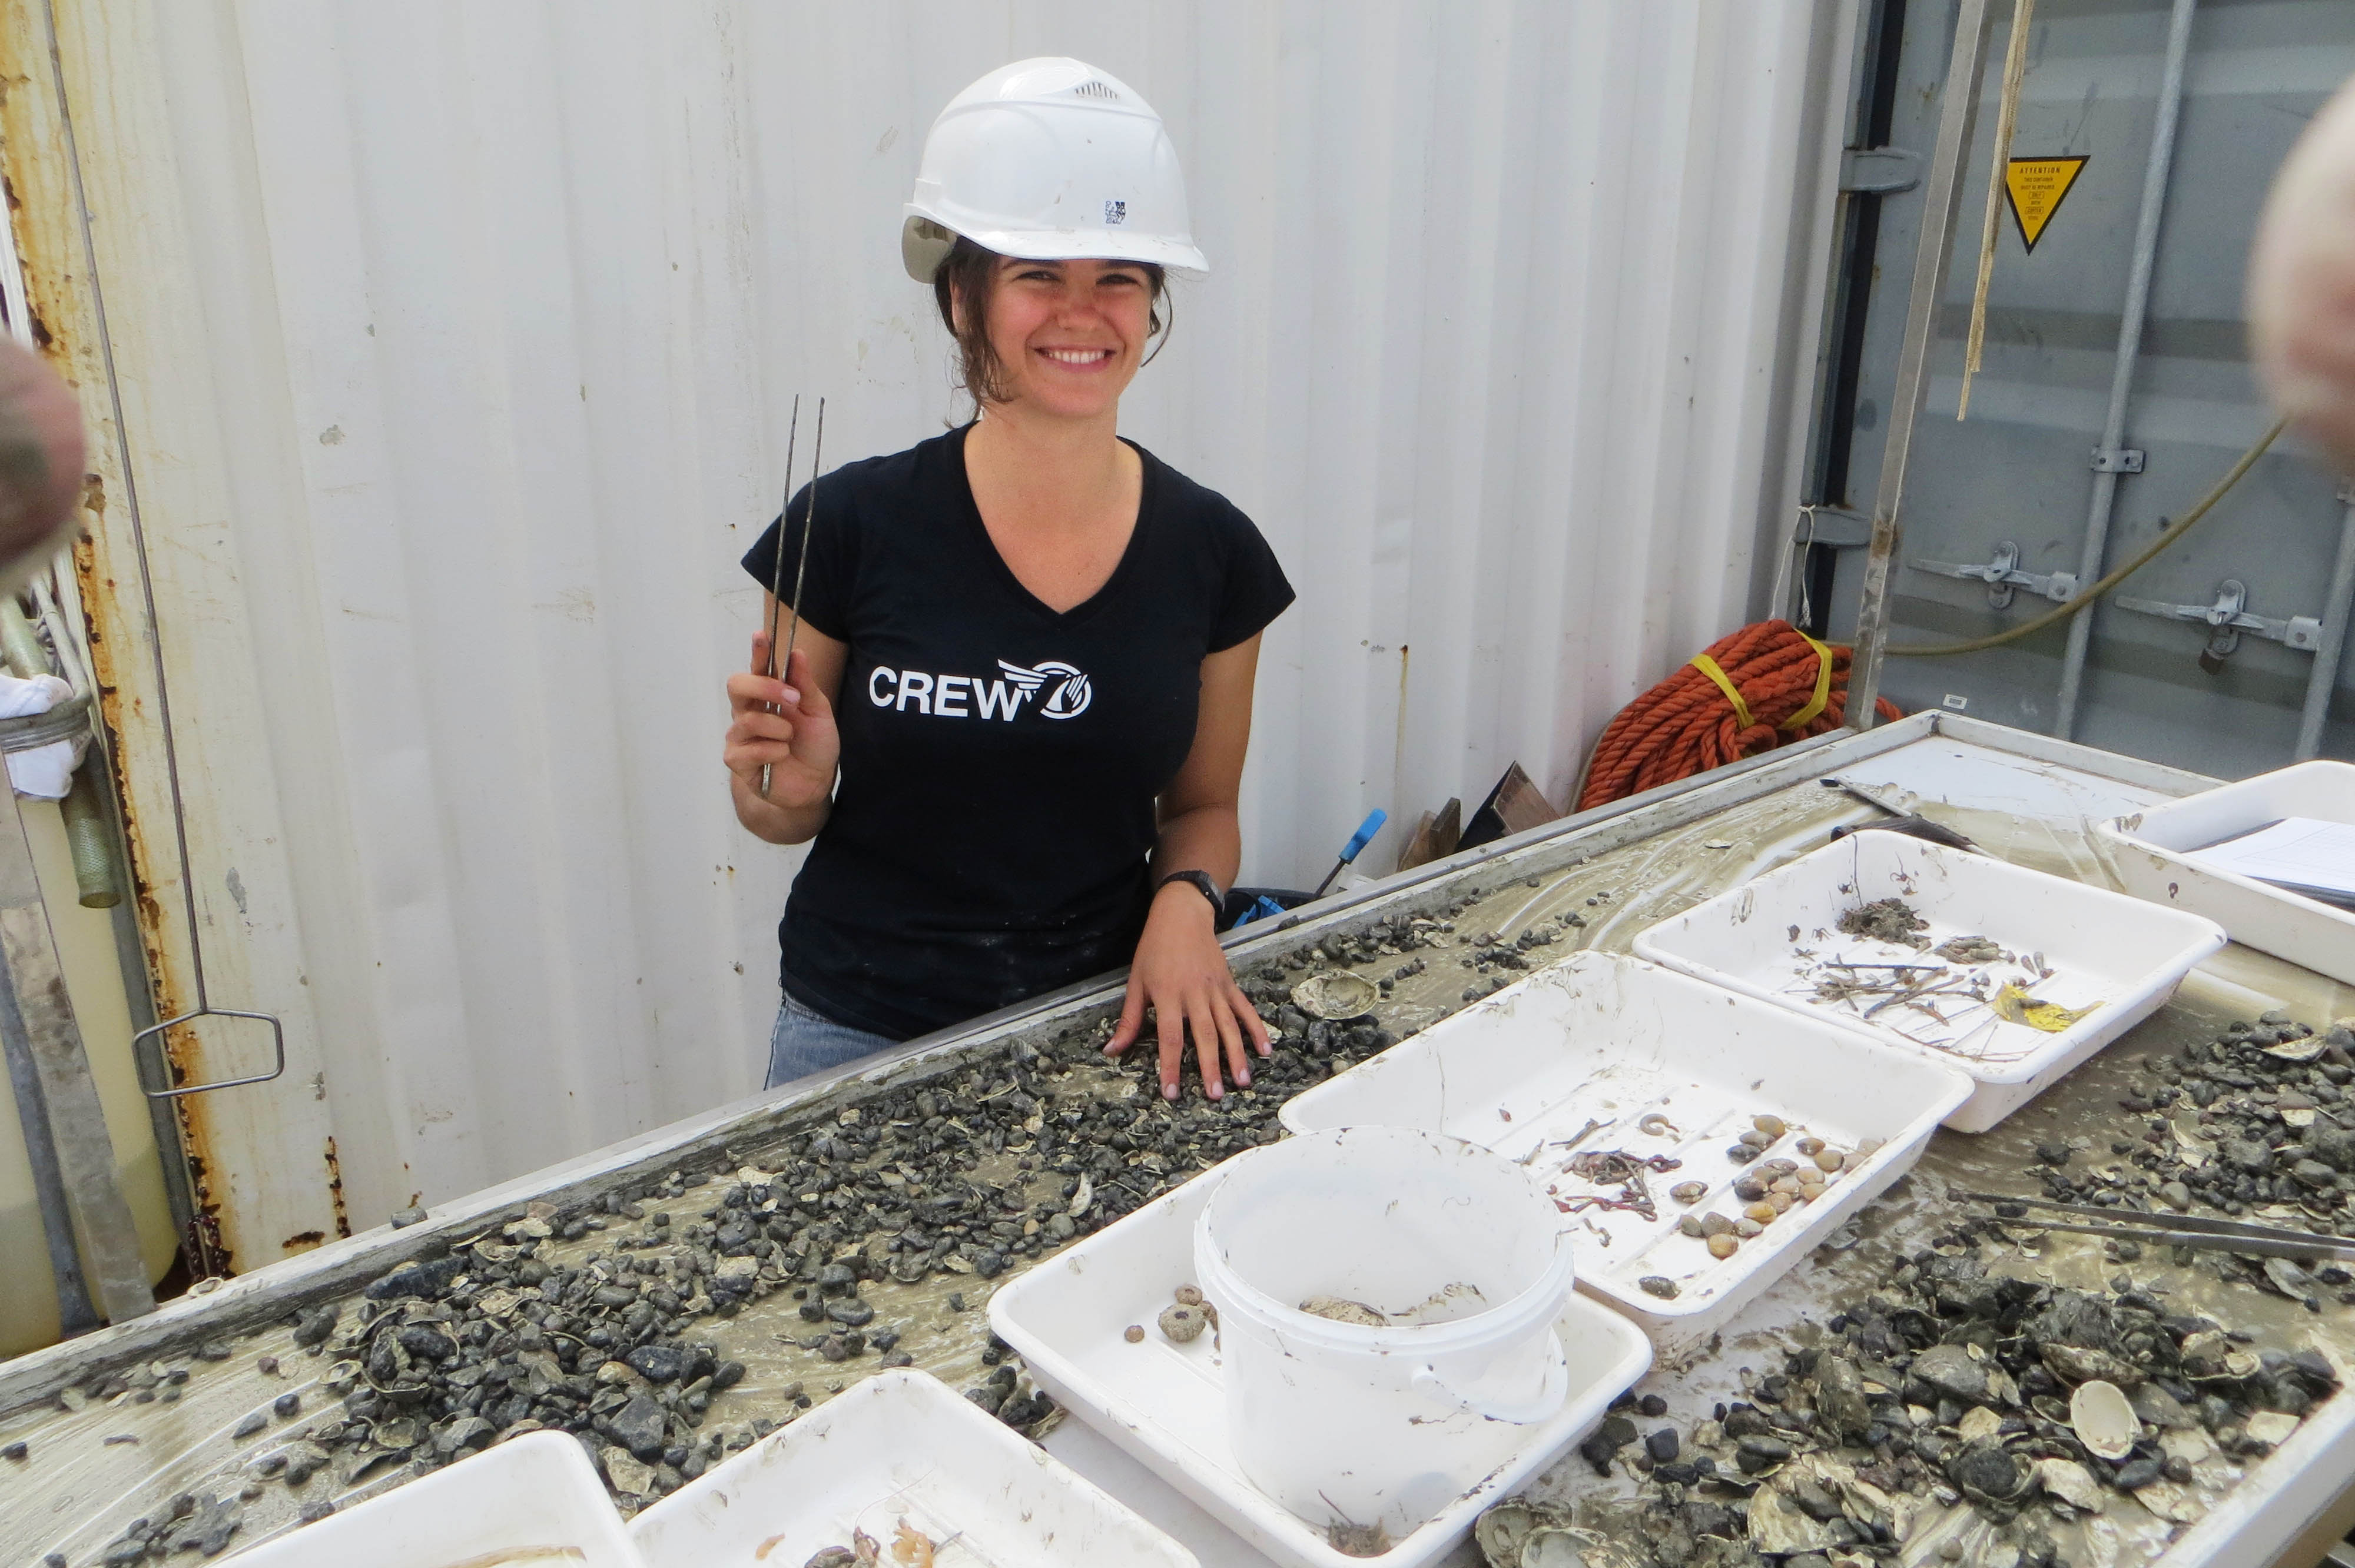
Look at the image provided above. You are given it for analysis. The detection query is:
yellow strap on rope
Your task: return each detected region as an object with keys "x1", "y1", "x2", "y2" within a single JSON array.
[
  {"x1": 1688, "y1": 653, "x2": 1755, "y2": 731},
  {"x1": 1780, "y1": 633, "x2": 1838, "y2": 731}
]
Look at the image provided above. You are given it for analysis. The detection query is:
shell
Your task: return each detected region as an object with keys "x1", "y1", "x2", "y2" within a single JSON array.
[
  {"x1": 2246, "y1": 1410, "x2": 2301, "y2": 1446},
  {"x1": 2035, "y1": 1457, "x2": 2104, "y2": 1514},
  {"x1": 1290, "y1": 972, "x2": 1379, "y2": 1021},
  {"x1": 1473, "y1": 1500, "x2": 1573, "y2": 1567},
  {"x1": 2265, "y1": 1258, "x2": 2318, "y2": 1303},
  {"x1": 2070, "y1": 1379, "x2": 2139, "y2": 1461},
  {"x1": 2264, "y1": 1036, "x2": 2328, "y2": 1062}
]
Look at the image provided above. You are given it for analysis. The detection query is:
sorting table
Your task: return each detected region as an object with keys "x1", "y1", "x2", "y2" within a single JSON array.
[{"x1": 2, "y1": 714, "x2": 2347, "y2": 1568}]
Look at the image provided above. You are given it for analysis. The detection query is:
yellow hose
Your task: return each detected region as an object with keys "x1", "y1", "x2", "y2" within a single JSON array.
[{"x1": 1886, "y1": 416, "x2": 2288, "y2": 657}]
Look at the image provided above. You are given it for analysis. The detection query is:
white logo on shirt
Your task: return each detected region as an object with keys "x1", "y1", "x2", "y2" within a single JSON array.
[
  {"x1": 997, "y1": 659, "x2": 1092, "y2": 719},
  {"x1": 867, "y1": 660, "x2": 1092, "y2": 720}
]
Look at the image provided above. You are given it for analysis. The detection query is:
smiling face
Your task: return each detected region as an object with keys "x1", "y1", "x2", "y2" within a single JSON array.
[{"x1": 957, "y1": 256, "x2": 1160, "y2": 420}]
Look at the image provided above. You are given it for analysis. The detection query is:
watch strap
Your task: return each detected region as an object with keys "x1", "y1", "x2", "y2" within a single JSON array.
[{"x1": 1156, "y1": 869, "x2": 1224, "y2": 914}]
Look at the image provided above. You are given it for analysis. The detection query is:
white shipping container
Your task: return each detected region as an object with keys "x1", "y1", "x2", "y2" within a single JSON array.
[{"x1": 5, "y1": 0, "x2": 1857, "y2": 1267}]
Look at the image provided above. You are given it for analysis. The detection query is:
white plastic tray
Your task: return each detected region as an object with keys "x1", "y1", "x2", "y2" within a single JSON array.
[
  {"x1": 987, "y1": 1164, "x2": 1651, "y2": 1568},
  {"x1": 1278, "y1": 952, "x2": 1970, "y2": 1353},
  {"x1": 627, "y1": 1366, "x2": 1195, "y2": 1568},
  {"x1": 2095, "y1": 759, "x2": 2355, "y2": 986},
  {"x1": 224, "y1": 1429, "x2": 644, "y2": 1568},
  {"x1": 1633, "y1": 834, "x2": 2225, "y2": 1131}
]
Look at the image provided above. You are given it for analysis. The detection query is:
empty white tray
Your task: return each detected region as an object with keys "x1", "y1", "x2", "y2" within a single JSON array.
[
  {"x1": 628, "y1": 1367, "x2": 1195, "y2": 1568},
  {"x1": 1633, "y1": 834, "x2": 2225, "y2": 1131},
  {"x1": 1278, "y1": 952, "x2": 1970, "y2": 1353},
  {"x1": 987, "y1": 1165, "x2": 1651, "y2": 1568},
  {"x1": 225, "y1": 1429, "x2": 644, "y2": 1568},
  {"x1": 2096, "y1": 759, "x2": 2355, "y2": 986}
]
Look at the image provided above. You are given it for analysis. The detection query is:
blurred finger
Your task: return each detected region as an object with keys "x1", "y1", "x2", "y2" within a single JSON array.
[
  {"x1": 1107, "y1": 980, "x2": 1146, "y2": 1055},
  {"x1": 1212, "y1": 995, "x2": 1249, "y2": 1089},
  {"x1": 1188, "y1": 996, "x2": 1225, "y2": 1101},
  {"x1": 1231, "y1": 982, "x2": 1272, "y2": 1054},
  {"x1": 1155, "y1": 1004, "x2": 1183, "y2": 1101}
]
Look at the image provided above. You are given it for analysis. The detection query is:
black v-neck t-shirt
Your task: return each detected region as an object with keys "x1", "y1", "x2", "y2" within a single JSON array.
[{"x1": 740, "y1": 426, "x2": 1295, "y2": 1039}]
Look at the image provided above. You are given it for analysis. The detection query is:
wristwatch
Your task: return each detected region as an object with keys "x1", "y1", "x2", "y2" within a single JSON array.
[{"x1": 1156, "y1": 869, "x2": 1225, "y2": 916}]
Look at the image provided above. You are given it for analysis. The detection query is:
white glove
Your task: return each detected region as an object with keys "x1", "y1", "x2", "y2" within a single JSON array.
[
  {"x1": 0, "y1": 670, "x2": 85, "y2": 800},
  {"x1": 2251, "y1": 74, "x2": 2355, "y2": 476}
]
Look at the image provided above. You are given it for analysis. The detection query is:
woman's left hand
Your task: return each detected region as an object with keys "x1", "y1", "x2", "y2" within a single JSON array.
[{"x1": 1109, "y1": 883, "x2": 1271, "y2": 1101}]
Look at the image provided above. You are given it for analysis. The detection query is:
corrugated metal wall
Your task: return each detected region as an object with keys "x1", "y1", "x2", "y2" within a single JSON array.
[{"x1": 16, "y1": 0, "x2": 1854, "y2": 1259}]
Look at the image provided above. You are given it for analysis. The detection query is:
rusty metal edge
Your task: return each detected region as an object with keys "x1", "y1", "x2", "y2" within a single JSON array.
[{"x1": 0, "y1": 0, "x2": 228, "y2": 1275}]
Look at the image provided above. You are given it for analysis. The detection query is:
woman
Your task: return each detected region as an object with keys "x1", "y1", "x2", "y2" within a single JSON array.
[{"x1": 723, "y1": 59, "x2": 1293, "y2": 1102}]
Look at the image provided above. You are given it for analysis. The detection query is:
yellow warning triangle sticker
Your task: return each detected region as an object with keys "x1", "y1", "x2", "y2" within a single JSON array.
[{"x1": 2004, "y1": 156, "x2": 2089, "y2": 253}]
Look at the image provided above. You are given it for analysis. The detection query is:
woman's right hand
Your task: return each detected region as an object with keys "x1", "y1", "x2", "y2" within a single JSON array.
[{"x1": 725, "y1": 633, "x2": 841, "y2": 812}]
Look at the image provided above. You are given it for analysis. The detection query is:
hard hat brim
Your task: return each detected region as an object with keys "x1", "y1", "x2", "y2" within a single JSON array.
[{"x1": 901, "y1": 212, "x2": 1209, "y2": 283}]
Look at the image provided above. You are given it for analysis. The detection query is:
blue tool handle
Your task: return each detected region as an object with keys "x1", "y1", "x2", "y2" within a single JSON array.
[{"x1": 1339, "y1": 809, "x2": 1388, "y2": 864}]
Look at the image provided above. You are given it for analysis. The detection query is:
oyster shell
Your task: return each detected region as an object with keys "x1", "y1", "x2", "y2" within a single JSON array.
[
  {"x1": 2264, "y1": 1036, "x2": 2328, "y2": 1063},
  {"x1": 2245, "y1": 1410, "x2": 2301, "y2": 1446},
  {"x1": 1291, "y1": 971, "x2": 1379, "y2": 1021},
  {"x1": 2069, "y1": 1378, "x2": 2139, "y2": 1461},
  {"x1": 2035, "y1": 1457, "x2": 2104, "y2": 1514},
  {"x1": 1473, "y1": 1499, "x2": 1575, "y2": 1567}
]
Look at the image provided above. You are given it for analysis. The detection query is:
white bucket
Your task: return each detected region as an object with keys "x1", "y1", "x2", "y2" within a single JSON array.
[{"x1": 1192, "y1": 1125, "x2": 1575, "y2": 1537}]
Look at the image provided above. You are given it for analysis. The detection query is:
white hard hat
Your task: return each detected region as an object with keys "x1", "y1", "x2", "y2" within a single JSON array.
[{"x1": 902, "y1": 57, "x2": 1209, "y2": 283}]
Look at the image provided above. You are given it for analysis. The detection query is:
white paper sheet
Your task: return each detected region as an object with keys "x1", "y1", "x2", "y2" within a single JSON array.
[{"x1": 2188, "y1": 817, "x2": 2355, "y2": 902}]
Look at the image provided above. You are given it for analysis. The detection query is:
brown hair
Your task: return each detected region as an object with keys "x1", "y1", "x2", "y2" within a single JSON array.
[{"x1": 933, "y1": 237, "x2": 1172, "y2": 410}]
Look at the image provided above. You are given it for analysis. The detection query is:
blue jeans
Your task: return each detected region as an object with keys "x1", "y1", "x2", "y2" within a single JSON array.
[{"x1": 765, "y1": 989, "x2": 899, "y2": 1090}]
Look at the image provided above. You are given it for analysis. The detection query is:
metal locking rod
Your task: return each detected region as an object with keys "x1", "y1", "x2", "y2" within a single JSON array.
[
  {"x1": 2111, "y1": 578, "x2": 2324, "y2": 665},
  {"x1": 1909, "y1": 542, "x2": 2079, "y2": 610}
]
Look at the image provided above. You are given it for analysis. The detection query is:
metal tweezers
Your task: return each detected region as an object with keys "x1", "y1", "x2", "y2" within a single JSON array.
[{"x1": 1961, "y1": 1191, "x2": 2355, "y2": 1264}]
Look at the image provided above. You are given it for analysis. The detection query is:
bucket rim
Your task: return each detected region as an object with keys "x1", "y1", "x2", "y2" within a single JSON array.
[{"x1": 1193, "y1": 1127, "x2": 1574, "y2": 1354}]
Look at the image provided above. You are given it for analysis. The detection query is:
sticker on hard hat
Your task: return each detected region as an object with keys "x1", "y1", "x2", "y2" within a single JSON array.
[{"x1": 1104, "y1": 200, "x2": 1127, "y2": 226}]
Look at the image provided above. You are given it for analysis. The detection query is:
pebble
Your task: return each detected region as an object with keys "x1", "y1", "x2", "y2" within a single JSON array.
[
  {"x1": 1707, "y1": 1234, "x2": 1740, "y2": 1260},
  {"x1": 389, "y1": 1207, "x2": 427, "y2": 1228},
  {"x1": 1123, "y1": 1325, "x2": 1145, "y2": 1343}
]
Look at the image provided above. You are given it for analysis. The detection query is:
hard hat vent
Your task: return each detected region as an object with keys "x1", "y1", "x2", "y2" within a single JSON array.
[{"x1": 1069, "y1": 79, "x2": 1123, "y2": 101}]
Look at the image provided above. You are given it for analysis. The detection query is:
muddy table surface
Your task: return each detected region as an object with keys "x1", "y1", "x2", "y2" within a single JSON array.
[
  {"x1": 1048, "y1": 740, "x2": 2355, "y2": 1568},
  {"x1": 3, "y1": 730, "x2": 2348, "y2": 1568}
]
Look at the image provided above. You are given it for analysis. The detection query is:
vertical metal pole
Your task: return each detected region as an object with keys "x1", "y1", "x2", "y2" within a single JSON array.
[
  {"x1": 1848, "y1": 0, "x2": 1999, "y2": 727},
  {"x1": 2054, "y1": 0, "x2": 2199, "y2": 738},
  {"x1": 0, "y1": 981, "x2": 101, "y2": 1335},
  {"x1": 0, "y1": 790, "x2": 152, "y2": 1323},
  {"x1": 2295, "y1": 486, "x2": 2355, "y2": 760}
]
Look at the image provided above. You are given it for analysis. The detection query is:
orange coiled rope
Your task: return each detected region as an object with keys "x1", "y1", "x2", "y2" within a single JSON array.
[{"x1": 1575, "y1": 621, "x2": 1903, "y2": 812}]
